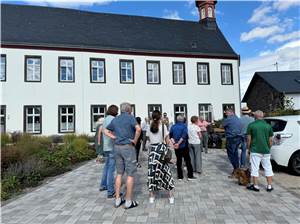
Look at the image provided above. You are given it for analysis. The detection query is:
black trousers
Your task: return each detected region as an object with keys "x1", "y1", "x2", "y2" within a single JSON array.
[{"x1": 175, "y1": 147, "x2": 194, "y2": 179}]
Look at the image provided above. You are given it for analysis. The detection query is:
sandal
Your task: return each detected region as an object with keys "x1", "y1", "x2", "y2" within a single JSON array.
[
  {"x1": 124, "y1": 201, "x2": 139, "y2": 209},
  {"x1": 114, "y1": 198, "x2": 125, "y2": 208}
]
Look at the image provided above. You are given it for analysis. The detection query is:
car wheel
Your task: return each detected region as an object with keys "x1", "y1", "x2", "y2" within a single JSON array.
[{"x1": 289, "y1": 152, "x2": 300, "y2": 176}]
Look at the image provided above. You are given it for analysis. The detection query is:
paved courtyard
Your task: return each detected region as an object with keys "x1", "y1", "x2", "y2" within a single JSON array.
[{"x1": 2, "y1": 149, "x2": 300, "y2": 224}]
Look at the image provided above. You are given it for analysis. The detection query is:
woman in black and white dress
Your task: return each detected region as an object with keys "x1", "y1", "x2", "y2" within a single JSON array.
[{"x1": 147, "y1": 110, "x2": 175, "y2": 204}]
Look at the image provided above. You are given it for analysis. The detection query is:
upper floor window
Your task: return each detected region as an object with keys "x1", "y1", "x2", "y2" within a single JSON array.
[
  {"x1": 25, "y1": 56, "x2": 41, "y2": 82},
  {"x1": 199, "y1": 104, "x2": 212, "y2": 122},
  {"x1": 1, "y1": 55, "x2": 6, "y2": 82},
  {"x1": 120, "y1": 60, "x2": 134, "y2": 84},
  {"x1": 90, "y1": 58, "x2": 105, "y2": 83},
  {"x1": 91, "y1": 105, "x2": 106, "y2": 132},
  {"x1": 201, "y1": 7, "x2": 205, "y2": 19},
  {"x1": 1, "y1": 105, "x2": 6, "y2": 133},
  {"x1": 147, "y1": 61, "x2": 160, "y2": 84},
  {"x1": 208, "y1": 7, "x2": 213, "y2": 17},
  {"x1": 59, "y1": 57, "x2": 74, "y2": 82},
  {"x1": 59, "y1": 105, "x2": 75, "y2": 133},
  {"x1": 173, "y1": 62, "x2": 185, "y2": 85},
  {"x1": 24, "y1": 106, "x2": 42, "y2": 134},
  {"x1": 197, "y1": 63, "x2": 210, "y2": 85},
  {"x1": 221, "y1": 64, "x2": 233, "y2": 85}
]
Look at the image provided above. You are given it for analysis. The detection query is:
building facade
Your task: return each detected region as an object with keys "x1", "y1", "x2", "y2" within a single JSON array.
[{"x1": 1, "y1": 2, "x2": 241, "y2": 135}]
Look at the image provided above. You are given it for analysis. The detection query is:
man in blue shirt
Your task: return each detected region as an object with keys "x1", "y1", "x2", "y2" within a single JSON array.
[
  {"x1": 169, "y1": 115, "x2": 195, "y2": 180},
  {"x1": 223, "y1": 109, "x2": 243, "y2": 177},
  {"x1": 105, "y1": 102, "x2": 141, "y2": 209}
]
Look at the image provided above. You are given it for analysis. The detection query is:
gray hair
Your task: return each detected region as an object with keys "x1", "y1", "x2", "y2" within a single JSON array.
[
  {"x1": 120, "y1": 102, "x2": 132, "y2": 113},
  {"x1": 254, "y1": 110, "x2": 264, "y2": 118},
  {"x1": 176, "y1": 114, "x2": 184, "y2": 122}
]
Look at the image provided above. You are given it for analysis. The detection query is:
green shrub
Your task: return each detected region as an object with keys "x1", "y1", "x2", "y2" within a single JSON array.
[
  {"x1": 1, "y1": 176, "x2": 21, "y2": 200},
  {"x1": 1, "y1": 133, "x2": 11, "y2": 147}
]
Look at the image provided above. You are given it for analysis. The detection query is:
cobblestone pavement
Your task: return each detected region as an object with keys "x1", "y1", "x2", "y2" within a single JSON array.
[{"x1": 2, "y1": 149, "x2": 300, "y2": 224}]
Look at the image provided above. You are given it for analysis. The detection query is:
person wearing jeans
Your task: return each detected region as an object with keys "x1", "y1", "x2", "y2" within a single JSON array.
[
  {"x1": 223, "y1": 109, "x2": 243, "y2": 177},
  {"x1": 169, "y1": 115, "x2": 195, "y2": 180},
  {"x1": 99, "y1": 105, "x2": 118, "y2": 198},
  {"x1": 240, "y1": 107, "x2": 254, "y2": 167}
]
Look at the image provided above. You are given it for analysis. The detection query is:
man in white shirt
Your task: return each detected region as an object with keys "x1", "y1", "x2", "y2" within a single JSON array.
[{"x1": 188, "y1": 116, "x2": 202, "y2": 174}]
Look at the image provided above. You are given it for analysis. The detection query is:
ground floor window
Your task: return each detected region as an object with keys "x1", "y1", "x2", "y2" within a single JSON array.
[
  {"x1": 59, "y1": 105, "x2": 75, "y2": 133},
  {"x1": 1, "y1": 105, "x2": 6, "y2": 133},
  {"x1": 91, "y1": 105, "x2": 106, "y2": 132},
  {"x1": 174, "y1": 104, "x2": 187, "y2": 122},
  {"x1": 24, "y1": 106, "x2": 42, "y2": 134},
  {"x1": 148, "y1": 104, "x2": 162, "y2": 118},
  {"x1": 223, "y1": 104, "x2": 235, "y2": 118},
  {"x1": 199, "y1": 104, "x2": 212, "y2": 122}
]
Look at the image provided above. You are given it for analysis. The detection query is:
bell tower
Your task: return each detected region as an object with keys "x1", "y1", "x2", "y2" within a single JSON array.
[{"x1": 195, "y1": 0, "x2": 217, "y2": 29}]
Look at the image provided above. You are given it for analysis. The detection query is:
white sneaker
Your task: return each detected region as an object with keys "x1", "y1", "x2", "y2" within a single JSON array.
[
  {"x1": 169, "y1": 197, "x2": 174, "y2": 204},
  {"x1": 149, "y1": 197, "x2": 155, "y2": 204}
]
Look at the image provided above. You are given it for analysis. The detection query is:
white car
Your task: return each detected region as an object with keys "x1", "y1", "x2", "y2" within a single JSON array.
[{"x1": 264, "y1": 115, "x2": 300, "y2": 175}]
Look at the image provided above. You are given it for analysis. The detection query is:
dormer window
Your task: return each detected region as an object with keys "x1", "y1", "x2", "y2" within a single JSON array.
[
  {"x1": 201, "y1": 7, "x2": 205, "y2": 19},
  {"x1": 208, "y1": 7, "x2": 213, "y2": 17}
]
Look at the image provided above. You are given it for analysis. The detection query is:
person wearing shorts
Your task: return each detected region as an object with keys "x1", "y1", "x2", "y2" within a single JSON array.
[
  {"x1": 105, "y1": 102, "x2": 141, "y2": 209},
  {"x1": 246, "y1": 110, "x2": 274, "y2": 192}
]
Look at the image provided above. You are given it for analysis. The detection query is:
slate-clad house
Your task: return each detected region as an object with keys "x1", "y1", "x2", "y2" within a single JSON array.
[
  {"x1": 242, "y1": 71, "x2": 300, "y2": 113},
  {"x1": 1, "y1": 1, "x2": 241, "y2": 135}
]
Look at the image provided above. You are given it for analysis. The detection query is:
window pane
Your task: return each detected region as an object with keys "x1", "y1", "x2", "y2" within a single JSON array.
[
  {"x1": 61, "y1": 67, "x2": 66, "y2": 80},
  {"x1": 61, "y1": 115, "x2": 67, "y2": 122},
  {"x1": 68, "y1": 107, "x2": 73, "y2": 114},
  {"x1": 61, "y1": 108, "x2": 66, "y2": 114}
]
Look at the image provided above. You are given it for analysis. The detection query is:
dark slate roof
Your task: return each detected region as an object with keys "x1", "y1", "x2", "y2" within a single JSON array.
[
  {"x1": 243, "y1": 71, "x2": 300, "y2": 102},
  {"x1": 1, "y1": 4, "x2": 238, "y2": 58}
]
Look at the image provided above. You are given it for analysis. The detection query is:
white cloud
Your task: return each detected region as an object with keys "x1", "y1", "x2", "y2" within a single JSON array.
[
  {"x1": 240, "y1": 39, "x2": 300, "y2": 97},
  {"x1": 248, "y1": 5, "x2": 279, "y2": 26},
  {"x1": 273, "y1": 0, "x2": 300, "y2": 11},
  {"x1": 22, "y1": 0, "x2": 114, "y2": 9},
  {"x1": 259, "y1": 50, "x2": 272, "y2": 56},
  {"x1": 163, "y1": 10, "x2": 183, "y2": 20},
  {"x1": 268, "y1": 30, "x2": 300, "y2": 43},
  {"x1": 240, "y1": 25, "x2": 283, "y2": 42}
]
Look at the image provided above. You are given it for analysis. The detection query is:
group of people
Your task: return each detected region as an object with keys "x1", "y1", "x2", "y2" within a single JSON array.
[
  {"x1": 94, "y1": 102, "x2": 216, "y2": 208},
  {"x1": 223, "y1": 107, "x2": 274, "y2": 192},
  {"x1": 94, "y1": 103, "x2": 275, "y2": 209}
]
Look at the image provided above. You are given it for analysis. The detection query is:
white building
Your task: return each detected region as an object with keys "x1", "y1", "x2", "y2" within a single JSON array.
[{"x1": 1, "y1": 1, "x2": 241, "y2": 135}]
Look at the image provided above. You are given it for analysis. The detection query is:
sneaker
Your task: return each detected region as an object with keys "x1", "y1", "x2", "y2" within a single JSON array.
[
  {"x1": 149, "y1": 197, "x2": 155, "y2": 204},
  {"x1": 266, "y1": 186, "x2": 274, "y2": 192},
  {"x1": 169, "y1": 197, "x2": 174, "y2": 204},
  {"x1": 188, "y1": 177, "x2": 197, "y2": 181},
  {"x1": 247, "y1": 184, "x2": 260, "y2": 192},
  {"x1": 99, "y1": 187, "x2": 107, "y2": 192},
  {"x1": 177, "y1": 178, "x2": 183, "y2": 181}
]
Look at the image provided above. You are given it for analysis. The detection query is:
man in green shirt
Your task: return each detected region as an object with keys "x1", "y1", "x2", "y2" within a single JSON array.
[{"x1": 246, "y1": 110, "x2": 274, "y2": 192}]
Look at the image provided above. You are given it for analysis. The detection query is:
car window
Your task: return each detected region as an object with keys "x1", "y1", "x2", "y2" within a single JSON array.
[{"x1": 264, "y1": 119, "x2": 287, "y2": 132}]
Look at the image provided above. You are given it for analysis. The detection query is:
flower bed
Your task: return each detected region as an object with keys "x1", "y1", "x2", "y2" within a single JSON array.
[{"x1": 1, "y1": 133, "x2": 96, "y2": 201}]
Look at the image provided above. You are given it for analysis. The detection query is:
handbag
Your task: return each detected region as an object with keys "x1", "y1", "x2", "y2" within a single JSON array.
[{"x1": 161, "y1": 124, "x2": 172, "y2": 163}]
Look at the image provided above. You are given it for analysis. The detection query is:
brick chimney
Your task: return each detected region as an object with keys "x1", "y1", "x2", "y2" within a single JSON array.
[{"x1": 195, "y1": 0, "x2": 217, "y2": 30}]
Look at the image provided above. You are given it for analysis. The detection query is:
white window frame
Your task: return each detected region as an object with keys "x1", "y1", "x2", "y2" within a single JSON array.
[
  {"x1": 221, "y1": 64, "x2": 233, "y2": 85},
  {"x1": 120, "y1": 60, "x2": 134, "y2": 83},
  {"x1": 173, "y1": 62, "x2": 185, "y2": 84},
  {"x1": 91, "y1": 105, "x2": 106, "y2": 132},
  {"x1": 1, "y1": 105, "x2": 6, "y2": 133},
  {"x1": 148, "y1": 104, "x2": 162, "y2": 118},
  {"x1": 1, "y1": 54, "x2": 6, "y2": 82},
  {"x1": 199, "y1": 104, "x2": 212, "y2": 122},
  {"x1": 147, "y1": 61, "x2": 160, "y2": 84},
  {"x1": 174, "y1": 104, "x2": 187, "y2": 122},
  {"x1": 24, "y1": 106, "x2": 42, "y2": 134},
  {"x1": 59, "y1": 57, "x2": 74, "y2": 82},
  {"x1": 90, "y1": 58, "x2": 105, "y2": 83},
  {"x1": 25, "y1": 56, "x2": 41, "y2": 82},
  {"x1": 59, "y1": 105, "x2": 75, "y2": 133},
  {"x1": 197, "y1": 63, "x2": 209, "y2": 85}
]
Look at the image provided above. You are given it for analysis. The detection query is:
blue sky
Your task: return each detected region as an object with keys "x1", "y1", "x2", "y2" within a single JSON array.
[{"x1": 3, "y1": 0, "x2": 300, "y2": 96}]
